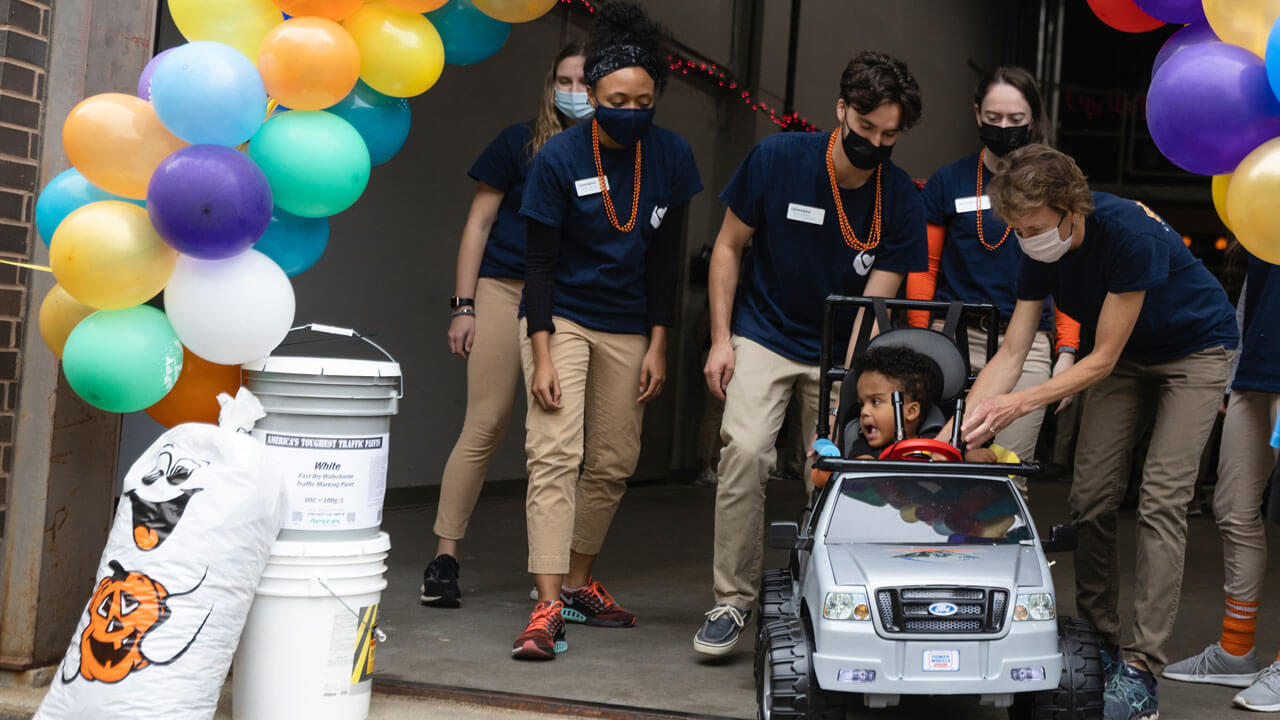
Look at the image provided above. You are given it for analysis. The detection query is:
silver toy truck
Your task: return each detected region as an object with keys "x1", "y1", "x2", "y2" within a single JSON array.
[{"x1": 755, "y1": 297, "x2": 1104, "y2": 719}]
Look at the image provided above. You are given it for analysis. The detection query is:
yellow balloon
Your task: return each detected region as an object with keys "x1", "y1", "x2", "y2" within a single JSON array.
[
  {"x1": 38, "y1": 284, "x2": 96, "y2": 357},
  {"x1": 1203, "y1": 0, "x2": 1280, "y2": 57},
  {"x1": 169, "y1": 0, "x2": 283, "y2": 60},
  {"x1": 1226, "y1": 137, "x2": 1280, "y2": 265},
  {"x1": 472, "y1": 0, "x2": 557, "y2": 23},
  {"x1": 62, "y1": 94, "x2": 187, "y2": 200},
  {"x1": 1212, "y1": 174, "x2": 1233, "y2": 230},
  {"x1": 343, "y1": 4, "x2": 444, "y2": 97},
  {"x1": 50, "y1": 201, "x2": 178, "y2": 309}
]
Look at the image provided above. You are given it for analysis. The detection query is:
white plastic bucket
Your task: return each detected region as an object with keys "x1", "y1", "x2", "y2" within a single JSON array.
[
  {"x1": 233, "y1": 533, "x2": 391, "y2": 720},
  {"x1": 243, "y1": 324, "x2": 402, "y2": 541}
]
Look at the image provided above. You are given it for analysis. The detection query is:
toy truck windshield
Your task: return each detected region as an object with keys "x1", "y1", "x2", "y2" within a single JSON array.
[{"x1": 825, "y1": 475, "x2": 1032, "y2": 545}]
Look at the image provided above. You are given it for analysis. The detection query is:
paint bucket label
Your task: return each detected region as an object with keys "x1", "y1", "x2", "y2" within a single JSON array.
[{"x1": 255, "y1": 430, "x2": 389, "y2": 531}]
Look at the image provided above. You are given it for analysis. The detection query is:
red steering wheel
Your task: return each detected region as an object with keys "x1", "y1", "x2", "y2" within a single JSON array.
[{"x1": 879, "y1": 438, "x2": 963, "y2": 462}]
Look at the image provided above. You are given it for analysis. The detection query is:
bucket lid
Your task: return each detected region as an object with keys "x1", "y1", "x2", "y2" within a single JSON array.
[
  {"x1": 244, "y1": 355, "x2": 401, "y2": 379},
  {"x1": 268, "y1": 531, "x2": 391, "y2": 558}
]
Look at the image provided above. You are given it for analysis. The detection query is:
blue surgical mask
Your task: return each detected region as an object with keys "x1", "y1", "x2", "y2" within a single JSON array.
[
  {"x1": 554, "y1": 89, "x2": 594, "y2": 120},
  {"x1": 593, "y1": 106, "x2": 654, "y2": 147}
]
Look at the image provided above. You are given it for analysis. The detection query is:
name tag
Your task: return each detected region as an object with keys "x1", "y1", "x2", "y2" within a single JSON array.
[
  {"x1": 786, "y1": 203, "x2": 826, "y2": 225},
  {"x1": 651, "y1": 206, "x2": 667, "y2": 229},
  {"x1": 574, "y1": 176, "x2": 610, "y2": 197},
  {"x1": 954, "y1": 195, "x2": 992, "y2": 214}
]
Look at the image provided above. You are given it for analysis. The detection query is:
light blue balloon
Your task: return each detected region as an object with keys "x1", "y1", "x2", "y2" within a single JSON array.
[
  {"x1": 35, "y1": 169, "x2": 144, "y2": 246},
  {"x1": 324, "y1": 80, "x2": 412, "y2": 166},
  {"x1": 149, "y1": 41, "x2": 267, "y2": 146},
  {"x1": 254, "y1": 207, "x2": 329, "y2": 276},
  {"x1": 1268, "y1": 17, "x2": 1280, "y2": 103},
  {"x1": 427, "y1": 0, "x2": 511, "y2": 66}
]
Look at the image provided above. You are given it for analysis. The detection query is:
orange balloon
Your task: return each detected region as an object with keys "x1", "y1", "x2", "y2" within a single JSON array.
[
  {"x1": 63, "y1": 94, "x2": 187, "y2": 200},
  {"x1": 273, "y1": 0, "x2": 363, "y2": 20},
  {"x1": 146, "y1": 347, "x2": 242, "y2": 427},
  {"x1": 387, "y1": 0, "x2": 448, "y2": 11},
  {"x1": 38, "y1": 284, "x2": 96, "y2": 358},
  {"x1": 258, "y1": 18, "x2": 361, "y2": 110}
]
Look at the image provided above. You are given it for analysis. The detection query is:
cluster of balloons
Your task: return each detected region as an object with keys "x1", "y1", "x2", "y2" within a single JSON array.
[
  {"x1": 34, "y1": 0, "x2": 559, "y2": 420},
  {"x1": 1086, "y1": 0, "x2": 1280, "y2": 265}
]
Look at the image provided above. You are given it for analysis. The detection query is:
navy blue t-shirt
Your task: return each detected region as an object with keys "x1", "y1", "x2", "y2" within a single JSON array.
[
  {"x1": 1234, "y1": 253, "x2": 1280, "y2": 392},
  {"x1": 722, "y1": 132, "x2": 927, "y2": 363},
  {"x1": 923, "y1": 152, "x2": 1053, "y2": 330},
  {"x1": 1016, "y1": 192, "x2": 1238, "y2": 361},
  {"x1": 468, "y1": 122, "x2": 536, "y2": 280},
  {"x1": 519, "y1": 121, "x2": 702, "y2": 334}
]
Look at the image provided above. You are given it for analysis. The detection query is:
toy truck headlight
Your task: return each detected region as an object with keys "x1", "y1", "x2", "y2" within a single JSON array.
[
  {"x1": 1014, "y1": 593, "x2": 1056, "y2": 621},
  {"x1": 823, "y1": 590, "x2": 871, "y2": 621}
]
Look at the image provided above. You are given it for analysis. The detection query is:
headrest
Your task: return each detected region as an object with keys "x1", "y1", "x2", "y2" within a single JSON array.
[{"x1": 864, "y1": 327, "x2": 968, "y2": 402}]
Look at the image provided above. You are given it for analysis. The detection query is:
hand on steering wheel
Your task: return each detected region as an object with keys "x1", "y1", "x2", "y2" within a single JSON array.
[{"x1": 879, "y1": 438, "x2": 964, "y2": 462}]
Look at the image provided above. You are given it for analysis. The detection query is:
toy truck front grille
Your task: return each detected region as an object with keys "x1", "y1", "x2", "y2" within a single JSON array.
[{"x1": 875, "y1": 587, "x2": 1008, "y2": 634}]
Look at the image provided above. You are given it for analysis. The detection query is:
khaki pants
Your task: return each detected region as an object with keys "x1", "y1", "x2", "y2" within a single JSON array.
[
  {"x1": 1070, "y1": 346, "x2": 1233, "y2": 672},
  {"x1": 1215, "y1": 390, "x2": 1280, "y2": 602},
  {"x1": 434, "y1": 277, "x2": 524, "y2": 540},
  {"x1": 696, "y1": 350, "x2": 725, "y2": 466},
  {"x1": 519, "y1": 316, "x2": 648, "y2": 574},
  {"x1": 713, "y1": 336, "x2": 821, "y2": 609}
]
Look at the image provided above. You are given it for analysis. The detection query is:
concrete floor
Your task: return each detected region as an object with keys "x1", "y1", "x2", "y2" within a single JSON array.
[{"x1": 376, "y1": 474, "x2": 1280, "y2": 720}]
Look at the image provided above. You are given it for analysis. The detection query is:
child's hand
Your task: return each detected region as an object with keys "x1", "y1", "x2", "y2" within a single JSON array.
[{"x1": 964, "y1": 447, "x2": 998, "y2": 463}]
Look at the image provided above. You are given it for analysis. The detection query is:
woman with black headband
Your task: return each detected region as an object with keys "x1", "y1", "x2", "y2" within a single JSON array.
[
  {"x1": 905, "y1": 66, "x2": 1080, "y2": 467},
  {"x1": 511, "y1": 2, "x2": 702, "y2": 661}
]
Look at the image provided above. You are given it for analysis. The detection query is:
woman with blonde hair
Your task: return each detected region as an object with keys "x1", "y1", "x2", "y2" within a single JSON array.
[{"x1": 421, "y1": 40, "x2": 590, "y2": 609}]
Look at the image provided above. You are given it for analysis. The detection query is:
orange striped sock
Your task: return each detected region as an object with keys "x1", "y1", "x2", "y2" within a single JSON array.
[{"x1": 1221, "y1": 596, "x2": 1259, "y2": 657}]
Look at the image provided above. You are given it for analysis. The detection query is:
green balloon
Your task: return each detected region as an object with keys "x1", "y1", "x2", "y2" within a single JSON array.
[
  {"x1": 249, "y1": 110, "x2": 372, "y2": 218},
  {"x1": 62, "y1": 306, "x2": 184, "y2": 413}
]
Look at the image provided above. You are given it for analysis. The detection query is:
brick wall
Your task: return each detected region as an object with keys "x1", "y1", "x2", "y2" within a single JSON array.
[{"x1": 0, "y1": 0, "x2": 51, "y2": 536}]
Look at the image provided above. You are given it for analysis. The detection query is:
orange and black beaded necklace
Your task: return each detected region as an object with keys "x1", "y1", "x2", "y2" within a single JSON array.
[
  {"x1": 826, "y1": 129, "x2": 882, "y2": 252},
  {"x1": 591, "y1": 118, "x2": 642, "y2": 233},
  {"x1": 975, "y1": 148, "x2": 1011, "y2": 251}
]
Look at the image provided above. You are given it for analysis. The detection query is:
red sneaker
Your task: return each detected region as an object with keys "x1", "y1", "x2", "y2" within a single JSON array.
[
  {"x1": 560, "y1": 579, "x2": 637, "y2": 628},
  {"x1": 511, "y1": 600, "x2": 567, "y2": 661}
]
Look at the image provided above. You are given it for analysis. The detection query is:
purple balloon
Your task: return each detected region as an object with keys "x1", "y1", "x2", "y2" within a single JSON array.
[
  {"x1": 1135, "y1": 0, "x2": 1204, "y2": 24},
  {"x1": 147, "y1": 145, "x2": 273, "y2": 259},
  {"x1": 137, "y1": 48, "x2": 174, "y2": 101},
  {"x1": 1147, "y1": 42, "x2": 1280, "y2": 175},
  {"x1": 1152, "y1": 21, "x2": 1219, "y2": 75}
]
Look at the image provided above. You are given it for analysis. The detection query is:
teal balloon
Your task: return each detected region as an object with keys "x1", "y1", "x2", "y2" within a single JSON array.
[
  {"x1": 427, "y1": 0, "x2": 511, "y2": 66},
  {"x1": 248, "y1": 110, "x2": 371, "y2": 218},
  {"x1": 35, "y1": 169, "x2": 143, "y2": 246},
  {"x1": 325, "y1": 80, "x2": 411, "y2": 166},
  {"x1": 62, "y1": 306, "x2": 184, "y2": 413},
  {"x1": 255, "y1": 207, "x2": 329, "y2": 276}
]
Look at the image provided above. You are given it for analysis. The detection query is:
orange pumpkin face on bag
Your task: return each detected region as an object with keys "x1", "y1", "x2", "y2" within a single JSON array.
[{"x1": 78, "y1": 561, "x2": 171, "y2": 683}]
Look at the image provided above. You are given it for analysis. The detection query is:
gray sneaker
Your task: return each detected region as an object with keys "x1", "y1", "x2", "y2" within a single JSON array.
[
  {"x1": 693, "y1": 468, "x2": 718, "y2": 487},
  {"x1": 1162, "y1": 643, "x2": 1260, "y2": 688},
  {"x1": 1235, "y1": 661, "x2": 1280, "y2": 712}
]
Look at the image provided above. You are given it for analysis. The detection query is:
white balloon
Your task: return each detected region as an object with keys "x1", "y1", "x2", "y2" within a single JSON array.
[{"x1": 164, "y1": 250, "x2": 295, "y2": 365}]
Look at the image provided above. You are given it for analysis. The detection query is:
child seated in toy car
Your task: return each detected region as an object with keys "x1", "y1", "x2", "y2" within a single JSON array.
[{"x1": 846, "y1": 345, "x2": 998, "y2": 464}]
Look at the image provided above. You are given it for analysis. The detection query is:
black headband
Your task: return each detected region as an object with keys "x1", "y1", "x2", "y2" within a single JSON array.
[{"x1": 585, "y1": 44, "x2": 660, "y2": 85}]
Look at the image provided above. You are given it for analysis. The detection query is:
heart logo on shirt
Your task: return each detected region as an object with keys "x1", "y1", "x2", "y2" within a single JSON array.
[{"x1": 853, "y1": 251, "x2": 876, "y2": 276}]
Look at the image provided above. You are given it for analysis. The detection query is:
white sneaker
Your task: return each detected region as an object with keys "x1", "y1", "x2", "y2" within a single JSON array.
[
  {"x1": 1234, "y1": 661, "x2": 1280, "y2": 712},
  {"x1": 1162, "y1": 642, "x2": 1261, "y2": 688},
  {"x1": 693, "y1": 468, "x2": 718, "y2": 487}
]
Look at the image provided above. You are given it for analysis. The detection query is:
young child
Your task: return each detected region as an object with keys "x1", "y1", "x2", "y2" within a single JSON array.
[{"x1": 848, "y1": 345, "x2": 997, "y2": 462}]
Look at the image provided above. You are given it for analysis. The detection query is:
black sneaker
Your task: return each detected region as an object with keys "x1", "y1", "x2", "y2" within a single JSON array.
[
  {"x1": 1105, "y1": 662, "x2": 1159, "y2": 720},
  {"x1": 693, "y1": 605, "x2": 752, "y2": 656},
  {"x1": 419, "y1": 554, "x2": 460, "y2": 607}
]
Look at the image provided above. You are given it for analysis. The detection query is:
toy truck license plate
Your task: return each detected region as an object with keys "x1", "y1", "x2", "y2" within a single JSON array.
[{"x1": 922, "y1": 650, "x2": 960, "y2": 672}]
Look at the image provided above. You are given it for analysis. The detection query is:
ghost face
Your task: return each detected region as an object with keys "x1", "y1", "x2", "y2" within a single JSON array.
[{"x1": 125, "y1": 445, "x2": 207, "y2": 551}]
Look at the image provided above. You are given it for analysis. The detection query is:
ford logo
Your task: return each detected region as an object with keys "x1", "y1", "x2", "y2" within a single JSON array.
[{"x1": 928, "y1": 602, "x2": 958, "y2": 617}]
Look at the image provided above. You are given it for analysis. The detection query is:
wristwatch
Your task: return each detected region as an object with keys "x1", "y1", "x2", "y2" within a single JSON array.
[{"x1": 449, "y1": 296, "x2": 474, "y2": 310}]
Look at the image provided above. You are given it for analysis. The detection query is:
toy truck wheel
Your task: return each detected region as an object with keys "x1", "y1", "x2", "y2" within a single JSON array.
[
  {"x1": 756, "y1": 568, "x2": 797, "y2": 681},
  {"x1": 1009, "y1": 616, "x2": 1105, "y2": 720},
  {"x1": 757, "y1": 617, "x2": 847, "y2": 720}
]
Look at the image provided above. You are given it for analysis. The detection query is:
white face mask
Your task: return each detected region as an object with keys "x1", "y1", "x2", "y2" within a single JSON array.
[
  {"x1": 554, "y1": 89, "x2": 594, "y2": 120},
  {"x1": 1016, "y1": 213, "x2": 1073, "y2": 263}
]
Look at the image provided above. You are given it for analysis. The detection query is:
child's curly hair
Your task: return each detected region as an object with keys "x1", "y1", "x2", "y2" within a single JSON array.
[
  {"x1": 854, "y1": 345, "x2": 938, "y2": 409},
  {"x1": 584, "y1": 2, "x2": 669, "y2": 92}
]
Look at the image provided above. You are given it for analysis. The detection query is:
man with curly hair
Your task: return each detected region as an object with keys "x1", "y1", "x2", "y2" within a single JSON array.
[{"x1": 695, "y1": 51, "x2": 927, "y2": 656}]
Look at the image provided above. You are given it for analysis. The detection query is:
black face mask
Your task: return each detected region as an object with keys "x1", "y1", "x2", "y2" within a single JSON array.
[
  {"x1": 841, "y1": 118, "x2": 893, "y2": 170},
  {"x1": 979, "y1": 123, "x2": 1031, "y2": 157}
]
